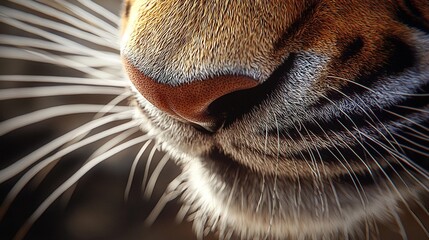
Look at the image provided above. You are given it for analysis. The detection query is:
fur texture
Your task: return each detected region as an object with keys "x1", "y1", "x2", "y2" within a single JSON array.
[{"x1": 120, "y1": 0, "x2": 429, "y2": 239}]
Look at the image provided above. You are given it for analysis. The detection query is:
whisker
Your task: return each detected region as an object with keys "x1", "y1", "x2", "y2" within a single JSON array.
[
  {"x1": 359, "y1": 132, "x2": 429, "y2": 190},
  {"x1": 0, "y1": 35, "x2": 107, "y2": 56},
  {"x1": 278, "y1": 125, "x2": 302, "y2": 216},
  {"x1": 176, "y1": 202, "x2": 192, "y2": 224},
  {"x1": 144, "y1": 153, "x2": 170, "y2": 199},
  {"x1": 395, "y1": 105, "x2": 429, "y2": 115},
  {"x1": 0, "y1": 86, "x2": 126, "y2": 100},
  {"x1": 0, "y1": 110, "x2": 134, "y2": 183},
  {"x1": 0, "y1": 75, "x2": 127, "y2": 86},
  {"x1": 390, "y1": 205, "x2": 409, "y2": 240},
  {"x1": 141, "y1": 142, "x2": 159, "y2": 196},
  {"x1": 124, "y1": 140, "x2": 153, "y2": 202},
  {"x1": 324, "y1": 84, "x2": 428, "y2": 197},
  {"x1": 319, "y1": 124, "x2": 370, "y2": 210},
  {"x1": 145, "y1": 177, "x2": 184, "y2": 226},
  {"x1": 327, "y1": 75, "x2": 429, "y2": 97},
  {"x1": 306, "y1": 130, "x2": 329, "y2": 215},
  {"x1": 53, "y1": 0, "x2": 119, "y2": 35},
  {"x1": 93, "y1": 92, "x2": 132, "y2": 119},
  {"x1": 61, "y1": 127, "x2": 140, "y2": 204},
  {"x1": 361, "y1": 121, "x2": 429, "y2": 194},
  {"x1": 219, "y1": 169, "x2": 239, "y2": 240},
  {"x1": 355, "y1": 132, "x2": 429, "y2": 237},
  {"x1": 263, "y1": 112, "x2": 280, "y2": 240},
  {"x1": 1, "y1": 7, "x2": 116, "y2": 49},
  {"x1": 0, "y1": 104, "x2": 131, "y2": 136},
  {"x1": 0, "y1": 13, "x2": 117, "y2": 58},
  {"x1": 13, "y1": 134, "x2": 150, "y2": 240},
  {"x1": 0, "y1": 47, "x2": 118, "y2": 78},
  {"x1": 10, "y1": 0, "x2": 117, "y2": 41},
  {"x1": 320, "y1": 95, "x2": 374, "y2": 176},
  {"x1": 0, "y1": 120, "x2": 140, "y2": 220},
  {"x1": 255, "y1": 123, "x2": 268, "y2": 213},
  {"x1": 327, "y1": 85, "x2": 406, "y2": 156},
  {"x1": 75, "y1": 0, "x2": 121, "y2": 26},
  {"x1": 396, "y1": 122, "x2": 429, "y2": 142},
  {"x1": 393, "y1": 132, "x2": 429, "y2": 153}
]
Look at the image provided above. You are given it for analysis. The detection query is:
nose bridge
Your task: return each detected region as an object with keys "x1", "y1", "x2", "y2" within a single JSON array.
[{"x1": 121, "y1": 1, "x2": 292, "y2": 86}]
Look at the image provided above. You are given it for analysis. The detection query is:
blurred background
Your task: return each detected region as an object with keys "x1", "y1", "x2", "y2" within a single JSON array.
[
  {"x1": 0, "y1": 1, "x2": 428, "y2": 240},
  {"x1": 0, "y1": 0, "x2": 214, "y2": 239}
]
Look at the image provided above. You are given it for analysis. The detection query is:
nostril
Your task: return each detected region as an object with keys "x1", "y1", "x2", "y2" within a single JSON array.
[
  {"x1": 206, "y1": 85, "x2": 268, "y2": 128},
  {"x1": 207, "y1": 54, "x2": 297, "y2": 129},
  {"x1": 122, "y1": 57, "x2": 259, "y2": 131}
]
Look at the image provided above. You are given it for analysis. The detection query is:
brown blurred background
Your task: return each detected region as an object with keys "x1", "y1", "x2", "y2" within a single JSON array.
[{"x1": 0, "y1": 1, "x2": 207, "y2": 239}]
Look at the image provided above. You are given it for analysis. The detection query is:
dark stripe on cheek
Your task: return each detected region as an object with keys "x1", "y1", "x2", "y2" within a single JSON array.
[
  {"x1": 396, "y1": 0, "x2": 429, "y2": 33},
  {"x1": 317, "y1": 36, "x2": 417, "y2": 106},
  {"x1": 347, "y1": 36, "x2": 416, "y2": 94},
  {"x1": 403, "y1": 0, "x2": 424, "y2": 18},
  {"x1": 338, "y1": 36, "x2": 364, "y2": 62},
  {"x1": 379, "y1": 36, "x2": 416, "y2": 76},
  {"x1": 273, "y1": 2, "x2": 321, "y2": 51}
]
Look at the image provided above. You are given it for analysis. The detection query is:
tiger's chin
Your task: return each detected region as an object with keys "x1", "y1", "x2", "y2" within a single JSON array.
[{"x1": 132, "y1": 98, "x2": 423, "y2": 239}]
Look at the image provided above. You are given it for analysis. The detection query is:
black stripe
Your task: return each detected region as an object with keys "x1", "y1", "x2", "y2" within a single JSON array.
[
  {"x1": 315, "y1": 36, "x2": 417, "y2": 107},
  {"x1": 338, "y1": 36, "x2": 365, "y2": 62},
  {"x1": 288, "y1": 118, "x2": 429, "y2": 171},
  {"x1": 396, "y1": 0, "x2": 429, "y2": 33},
  {"x1": 273, "y1": 2, "x2": 321, "y2": 51},
  {"x1": 403, "y1": 0, "x2": 424, "y2": 17},
  {"x1": 399, "y1": 120, "x2": 429, "y2": 171}
]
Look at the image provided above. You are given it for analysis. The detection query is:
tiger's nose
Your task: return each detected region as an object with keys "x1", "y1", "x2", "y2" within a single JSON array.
[{"x1": 123, "y1": 59, "x2": 258, "y2": 132}]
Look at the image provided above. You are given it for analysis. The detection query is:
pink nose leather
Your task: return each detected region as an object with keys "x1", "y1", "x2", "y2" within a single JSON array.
[{"x1": 123, "y1": 58, "x2": 259, "y2": 126}]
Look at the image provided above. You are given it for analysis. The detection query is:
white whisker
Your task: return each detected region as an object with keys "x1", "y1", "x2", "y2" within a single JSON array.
[
  {"x1": 61, "y1": 127, "x2": 140, "y2": 204},
  {"x1": 0, "y1": 47, "x2": 118, "y2": 78},
  {"x1": 76, "y1": 0, "x2": 121, "y2": 26},
  {"x1": 145, "y1": 177, "x2": 184, "y2": 226},
  {"x1": 124, "y1": 140, "x2": 153, "y2": 202},
  {"x1": 355, "y1": 132, "x2": 429, "y2": 237},
  {"x1": 0, "y1": 35, "x2": 102, "y2": 55},
  {"x1": 360, "y1": 131, "x2": 429, "y2": 189},
  {"x1": 10, "y1": 0, "x2": 117, "y2": 41},
  {"x1": 0, "y1": 13, "x2": 117, "y2": 57},
  {"x1": 327, "y1": 75, "x2": 429, "y2": 97},
  {"x1": 94, "y1": 92, "x2": 131, "y2": 119},
  {"x1": 0, "y1": 75, "x2": 126, "y2": 86},
  {"x1": 144, "y1": 153, "x2": 170, "y2": 199},
  {"x1": 0, "y1": 120, "x2": 139, "y2": 221},
  {"x1": 13, "y1": 134, "x2": 149, "y2": 240},
  {"x1": 0, "y1": 86, "x2": 126, "y2": 100},
  {"x1": 255, "y1": 123, "x2": 268, "y2": 213},
  {"x1": 0, "y1": 104, "x2": 131, "y2": 136},
  {"x1": 389, "y1": 203, "x2": 408, "y2": 240},
  {"x1": 0, "y1": 110, "x2": 134, "y2": 184},
  {"x1": 141, "y1": 142, "x2": 159, "y2": 196},
  {"x1": 53, "y1": 0, "x2": 119, "y2": 35}
]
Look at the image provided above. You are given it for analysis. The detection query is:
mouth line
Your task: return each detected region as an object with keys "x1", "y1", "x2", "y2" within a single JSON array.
[
  {"x1": 335, "y1": 160, "x2": 404, "y2": 188},
  {"x1": 203, "y1": 145, "x2": 406, "y2": 189}
]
